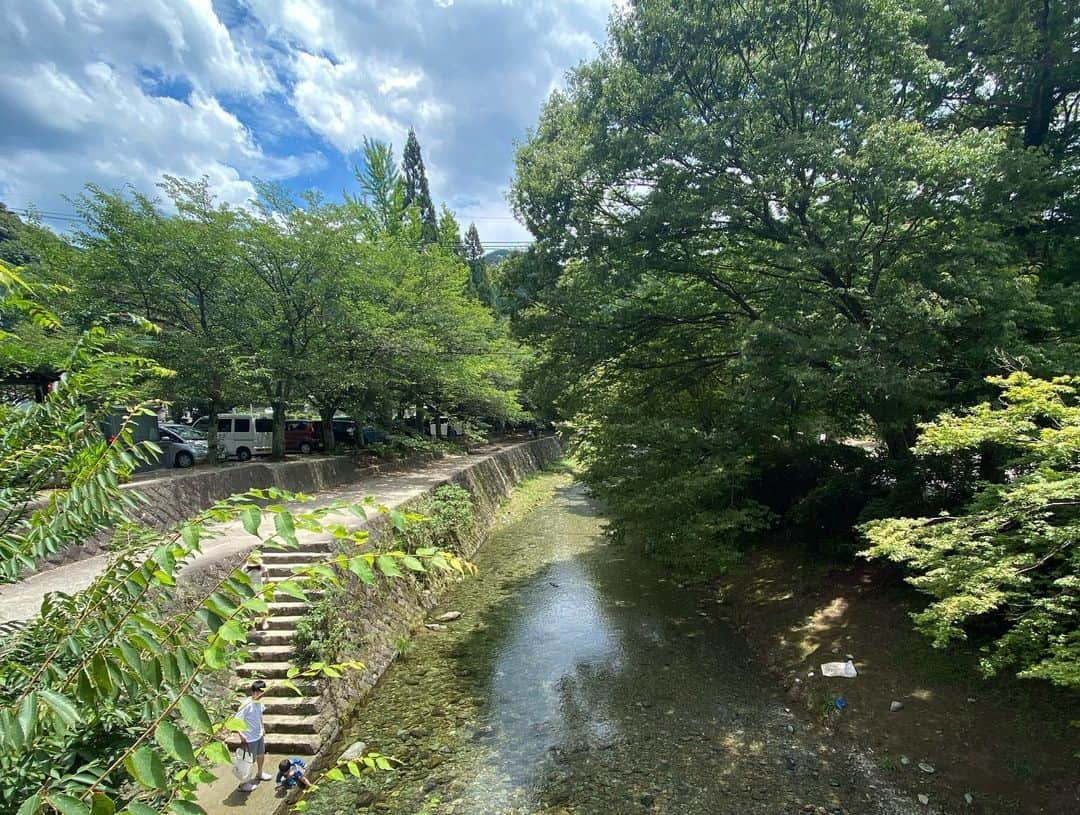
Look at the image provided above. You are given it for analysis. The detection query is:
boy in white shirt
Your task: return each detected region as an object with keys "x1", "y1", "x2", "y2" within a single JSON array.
[{"x1": 236, "y1": 680, "x2": 271, "y2": 791}]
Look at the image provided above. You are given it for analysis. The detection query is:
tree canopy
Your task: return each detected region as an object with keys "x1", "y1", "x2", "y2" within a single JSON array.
[{"x1": 509, "y1": 0, "x2": 1080, "y2": 662}]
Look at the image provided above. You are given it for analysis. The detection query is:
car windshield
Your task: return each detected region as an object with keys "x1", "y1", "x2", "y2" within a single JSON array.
[{"x1": 163, "y1": 425, "x2": 206, "y2": 441}]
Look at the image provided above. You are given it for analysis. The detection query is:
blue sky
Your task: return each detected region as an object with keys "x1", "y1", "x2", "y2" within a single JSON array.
[{"x1": 0, "y1": 0, "x2": 619, "y2": 245}]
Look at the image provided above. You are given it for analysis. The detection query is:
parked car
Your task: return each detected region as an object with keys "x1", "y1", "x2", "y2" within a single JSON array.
[
  {"x1": 161, "y1": 423, "x2": 228, "y2": 465},
  {"x1": 157, "y1": 425, "x2": 210, "y2": 468},
  {"x1": 314, "y1": 418, "x2": 357, "y2": 447},
  {"x1": 284, "y1": 419, "x2": 319, "y2": 454},
  {"x1": 191, "y1": 413, "x2": 273, "y2": 461}
]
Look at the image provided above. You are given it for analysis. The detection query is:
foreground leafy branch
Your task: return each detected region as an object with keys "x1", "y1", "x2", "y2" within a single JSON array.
[{"x1": 861, "y1": 373, "x2": 1080, "y2": 688}]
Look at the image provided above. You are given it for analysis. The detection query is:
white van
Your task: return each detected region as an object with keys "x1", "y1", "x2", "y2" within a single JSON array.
[{"x1": 192, "y1": 413, "x2": 273, "y2": 461}]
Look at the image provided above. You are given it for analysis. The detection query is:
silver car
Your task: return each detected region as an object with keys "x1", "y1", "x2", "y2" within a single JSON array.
[{"x1": 158, "y1": 424, "x2": 224, "y2": 468}]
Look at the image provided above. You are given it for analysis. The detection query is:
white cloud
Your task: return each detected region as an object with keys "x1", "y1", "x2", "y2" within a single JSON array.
[
  {"x1": 290, "y1": 50, "x2": 443, "y2": 155},
  {"x1": 0, "y1": 0, "x2": 320, "y2": 216}
]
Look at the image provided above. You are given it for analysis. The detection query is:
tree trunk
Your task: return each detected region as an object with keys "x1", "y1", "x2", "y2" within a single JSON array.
[
  {"x1": 881, "y1": 424, "x2": 917, "y2": 460},
  {"x1": 207, "y1": 400, "x2": 221, "y2": 466},
  {"x1": 319, "y1": 405, "x2": 337, "y2": 452},
  {"x1": 272, "y1": 402, "x2": 286, "y2": 460}
]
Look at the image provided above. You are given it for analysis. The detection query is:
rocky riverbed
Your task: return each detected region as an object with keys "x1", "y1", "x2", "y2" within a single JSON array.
[{"x1": 305, "y1": 477, "x2": 926, "y2": 815}]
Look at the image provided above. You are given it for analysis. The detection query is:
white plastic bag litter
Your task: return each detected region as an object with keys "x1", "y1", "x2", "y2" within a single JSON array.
[{"x1": 820, "y1": 660, "x2": 858, "y2": 678}]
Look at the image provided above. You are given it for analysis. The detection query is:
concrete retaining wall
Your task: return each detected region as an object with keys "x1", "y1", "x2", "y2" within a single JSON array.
[{"x1": 30, "y1": 454, "x2": 426, "y2": 575}]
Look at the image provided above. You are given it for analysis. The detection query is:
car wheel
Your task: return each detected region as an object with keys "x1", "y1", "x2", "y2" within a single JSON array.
[
  {"x1": 175, "y1": 451, "x2": 194, "y2": 468},
  {"x1": 236, "y1": 447, "x2": 252, "y2": 462},
  {"x1": 299, "y1": 441, "x2": 313, "y2": 454}
]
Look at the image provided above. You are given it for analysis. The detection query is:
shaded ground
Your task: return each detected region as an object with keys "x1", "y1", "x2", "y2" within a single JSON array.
[
  {"x1": 308, "y1": 478, "x2": 924, "y2": 815},
  {"x1": 719, "y1": 546, "x2": 1080, "y2": 814}
]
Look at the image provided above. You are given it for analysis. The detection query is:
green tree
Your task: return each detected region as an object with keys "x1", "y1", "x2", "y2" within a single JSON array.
[
  {"x1": 463, "y1": 223, "x2": 493, "y2": 307},
  {"x1": 861, "y1": 372, "x2": 1080, "y2": 689},
  {"x1": 437, "y1": 205, "x2": 465, "y2": 259},
  {"x1": 509, "y1": 0, "x2": 1053, "y2": 566},
  {"x1": 401, "y1": 129, "x2": 439, "y2": 245},
  {"x1": 72, "y1": 179, "x2": 253, "y2": 462}
]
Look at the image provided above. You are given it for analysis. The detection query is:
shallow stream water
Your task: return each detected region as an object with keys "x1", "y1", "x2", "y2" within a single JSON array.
[{"x1": 312, "y1": 482, "x2": 896, "y2": 815}]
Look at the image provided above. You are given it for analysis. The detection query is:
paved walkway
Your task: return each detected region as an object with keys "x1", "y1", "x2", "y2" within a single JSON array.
[{"x1": 0, "y1": 443, "x2": 521, "y2": 625}]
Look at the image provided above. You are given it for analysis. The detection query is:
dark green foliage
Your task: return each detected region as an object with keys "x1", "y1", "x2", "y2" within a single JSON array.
[
  {"x1": 294, "y1": 595, "x2": 352, "y2": 666},
  {"x1": 509, "y1": 0, "x2": 1077, "y2": 577},
  {"x1": 463, "y1": 224, "x2": 493, "y2": 307},
  {"x1": 401, "y1": 129, "x2": 439, "y2": 245}
]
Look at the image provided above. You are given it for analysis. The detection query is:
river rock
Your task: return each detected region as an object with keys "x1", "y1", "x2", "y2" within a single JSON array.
[
  {"x1": 917, "y1": 794, "x2": 929, "y2": 805},
  {"x1": 918, "y1": 762, "x2": 935, "y2": 774},
  {"x1": 425, "y1": 623, "x2": 448, "y2": 631},
  {"x1": 435, "y1": 611, "x2": 462, "y2": 622},
  {"x1": 964, "y1": 793, "x2": 974, "y2": 805},
  {"x1": 890, "y1": 700, "x2": 904, "y2": 712},
  {"x1": 340, "y1": 740, "x2": 367, "y2": 761}
]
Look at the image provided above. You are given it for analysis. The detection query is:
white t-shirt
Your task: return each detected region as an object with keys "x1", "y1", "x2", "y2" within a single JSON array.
[{"x1": 236, "y1": 697, "x2": 264, "y2": 742}]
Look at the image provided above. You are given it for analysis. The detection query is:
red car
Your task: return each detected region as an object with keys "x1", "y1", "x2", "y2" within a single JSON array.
[{"x1": 284, "y1": 420, "x2": 320, "y2": 454}]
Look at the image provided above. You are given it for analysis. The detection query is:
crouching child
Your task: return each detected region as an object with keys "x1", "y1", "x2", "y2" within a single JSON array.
[{"x1": 275, "y1": 757, "x2": 311, "y2": 792}]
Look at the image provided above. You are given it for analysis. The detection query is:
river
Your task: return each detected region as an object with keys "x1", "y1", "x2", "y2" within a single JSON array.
[{"x1": 309, "y1": 480, "x2": 905, "y2": 815}]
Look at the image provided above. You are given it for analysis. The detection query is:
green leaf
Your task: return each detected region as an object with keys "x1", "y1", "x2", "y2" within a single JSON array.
[
  {"x1": 168, "y1": 801, "x2": 206, "y2": 815},
  {"x1": 401, "y1": 555, "x2": 425, "y2": 572},
  {"x1": 39, "y1": 689, "x2": 82, "y2": 728},
  {"x1": 325, "y1": 767, "x2": 345, "y2": 781},
  {"x1": 216, "y1": 620, "x2": 246, "y2": 645},
  {"x1": 272, "y1": 580, "x2": 307, "y2": 601},
  {"x1": 240, "y1": 506, "x2": 261, "y2": 537},
  {"x1": 17, "y1": 693, "x2": 37, "y2": 742},
  {"x1": 90, "y1": 794, "x2": 115, "y2": 815},
  {"x1": 180, "y1": 524, "x2": 200, "y2": 549},
  {"x1": 124, "y1": 746, "x2": 169, "y2": 790},
  {"x1": 347, "y1": 761, "x2": 361, "y2": 777},
  {"x1": 202, "y1": 644, "x2": 228, "y2": 671},
  {"x1": 376, "y1": 554, "x2": 403, "y2": 578},
  {"x1": 178, "y1": 694, "x2": 213, "y2": 735},
  {"x1": 91, "y1": 652, "x2": 114, "y2": 695},
  {"x1": 388, "y1": 509, "x2": 407, "y2": 531},
  {"x1": 201, "y1": 740, "x2": 231, "y2": 766},
  {"x1": 155, "y1": 720, "x2": 197, "y2": 765},
  {"x1": 124, "y1": 803, "x2": 159, "y2": 815},
  {"x1": 274, "y1": 513, "x2": 297, "y2": 546},
  {"x1": 349, "y1": 505, "x2": 368, "y2": 521},
  {"x1": 49, "y1": 794, "x2": 90, "y2": 815},
  {"x1": 275, "y1": 679, "x2": 303, "y2": 696},
  {"x1": 15, "y1": 793, "x2": 41, "y2": 815},
  {"x1": 347, "y1": 556, "x2": 376, "y2": 584},
  {"x1": 375, "y1": 756, "x2": 392, "y2": 771},
  {"x1": 221, "y1": 717, "x2": 248, "y2": 732}
]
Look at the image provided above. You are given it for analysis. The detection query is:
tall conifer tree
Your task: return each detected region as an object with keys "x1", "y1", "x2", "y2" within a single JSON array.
[
  {"x1": 402, "y1": 128, "x2": 439, "y2": 245},
  {"x1": 464, "y1": 222, "x2": 493, "y2": 306}
]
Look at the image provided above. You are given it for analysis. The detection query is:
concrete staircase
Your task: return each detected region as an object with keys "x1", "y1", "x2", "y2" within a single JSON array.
[{"x1": 236, "y1": 546, "x2": 333, "y2": 755}]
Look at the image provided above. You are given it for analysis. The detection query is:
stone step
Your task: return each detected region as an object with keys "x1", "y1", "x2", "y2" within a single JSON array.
[
  {"x1": 249, "y1": 629, "x2": 296, "y2": 646},
  {"x1": 266, "y1": 615, "x2": 305, "y2": 630},
  {"x1": 263, "y1": 714, "x2": 320, "y2": 734},
  {"x1": 248, "y1": 644, "x2": 296, "y2": 661},
  {"x1": 266, "y1": 733, "x2": 321, "y2": 755},
  {"x1": 236, "y1": 661, "x2": 293, "y2": 679},
  {"x1": 262, "y1": 696, "x2": 324, "y2": 716},
  {"x1": 267, "y1": 602, "x2": 308, "y2": 614},
  {"x1": 235, "y1": 681, "x2": 319, "y2": 698},
  {"x1": 260, "y1": 551, "x2": 326, "y2": 563}
]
